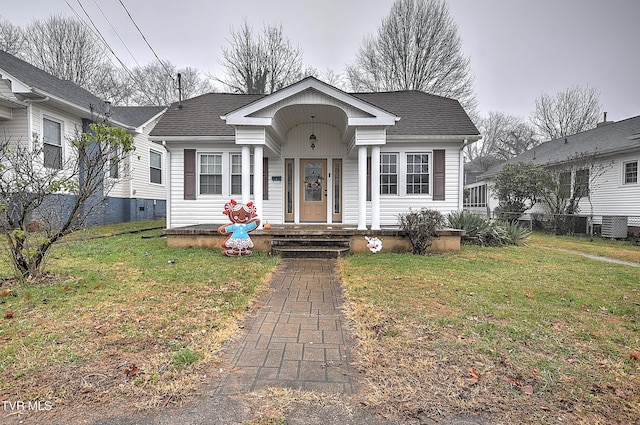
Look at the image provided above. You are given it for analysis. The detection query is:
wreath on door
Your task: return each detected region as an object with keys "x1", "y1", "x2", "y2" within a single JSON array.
[{"x1": 304, "y1": 174, "x2": 324, "y2": 189}]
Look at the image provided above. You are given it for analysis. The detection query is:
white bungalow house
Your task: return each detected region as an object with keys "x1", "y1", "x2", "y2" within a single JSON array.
[
  {"x1": 150, "y1": 77, "x2": 480, "y2": 237},
  {"x1": 468, "y1": 115, "x2": 640, "y2": 236},
  {"x1": 0, "y1": 50, "x2": 167, "y2": 224}
]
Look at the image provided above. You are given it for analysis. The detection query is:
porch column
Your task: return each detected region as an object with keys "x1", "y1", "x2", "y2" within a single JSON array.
[
  {"x1": 241, "y1": 145, "x2": 251, "y2": 204},
  {"x1": 253, "y1": 145, "x2": 263, "y2": 228},
  {"x1": 358, "y1": 145, "x2": 368, "y2": 230},
  {"x1": 371, "y1": 145, "x2": 381, "y2": 230}
]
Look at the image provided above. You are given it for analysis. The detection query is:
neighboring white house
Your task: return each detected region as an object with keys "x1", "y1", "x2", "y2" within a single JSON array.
[
  {"x1": 468, "y1": 115, "x2": 640, "y2": 235},
  {"x1": 150, "y1": 77, "x2": 480, "y2": 230},
  {"x1": 0, "y1": 50, "x2": 167, "y2": 224}
]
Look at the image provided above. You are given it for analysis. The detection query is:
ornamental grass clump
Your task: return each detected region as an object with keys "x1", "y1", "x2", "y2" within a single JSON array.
[
  {"x1": 398, "y1": 208, "x2": 444, "y2": 255},
  {"x1": 447, "y1": 210, "x2": 530, "y2": 246}
]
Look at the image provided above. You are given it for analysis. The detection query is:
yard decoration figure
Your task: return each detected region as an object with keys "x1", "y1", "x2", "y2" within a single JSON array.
[
  {"x1": 365, "y1": 236, "x2": 383, "y2": 253},
  {"x1": 218, "y1": 199, "x2": 260, "y2": 257}
]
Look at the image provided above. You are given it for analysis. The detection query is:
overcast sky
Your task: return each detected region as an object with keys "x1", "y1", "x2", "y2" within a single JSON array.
[{"x1": 2, "y1": 0, "x2": 639, "y2": 121}]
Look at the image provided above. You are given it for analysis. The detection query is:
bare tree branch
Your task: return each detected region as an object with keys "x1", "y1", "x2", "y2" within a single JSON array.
[
  {"x1": 347, "y1": 0, "x2": 477, "y2": 116},
  {"x1": 0, "y1": 16, "x2": 25, "y2": 56},
  {"x1": 530, "y1": 85, "x2": 602, "y2": 140},
  {"x1": 215, "y1": 20, "x2": 303, "y2": 94}
]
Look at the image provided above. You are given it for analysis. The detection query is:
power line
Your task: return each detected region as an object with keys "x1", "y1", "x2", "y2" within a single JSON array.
[
  {"x1": 117, "y1": 0, "x2": 175, "y2": 82},
  {"x1": 91, "y1": 0, "x2": 142, "y2": 68},
  {"x1": 65, "y1": 0, "x2": 131, "y2": 74},
  {"x1": 64, "y1": 0, "x2": 152, "y2": 101}
]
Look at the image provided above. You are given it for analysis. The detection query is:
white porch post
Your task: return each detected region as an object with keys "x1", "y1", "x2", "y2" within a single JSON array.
[
  {"x1": 241, "y1": 145, "x2": 251, "y2": 204},
  {"x1": 371, "y1": 145, "x2": 381, "y2": 230},
  {"x1": 253, "y1": 145, "x2": 263, "y2": 228},
  {"x1": 358, "y1": 145, "x2": 368, "y2": 230}
]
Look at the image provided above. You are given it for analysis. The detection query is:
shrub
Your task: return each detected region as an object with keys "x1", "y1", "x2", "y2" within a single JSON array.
[
  {"x1": 398, "y1": 208, "x2": 444, "y2": 255},
  {"x1": 447, "y1": 210, "x2": 530, "y2": 246},
  {"x1": 502, "y1": 221, "x2": 532, "y2": 245}
]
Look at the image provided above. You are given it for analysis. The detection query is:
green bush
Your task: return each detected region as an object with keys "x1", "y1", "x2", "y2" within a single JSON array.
[
  {"x1": 398, "y1": 208, "x2": 444, "y2": 255},
  {"x1": 447, "y1": 210, "x2": 530, "y2": 246}
]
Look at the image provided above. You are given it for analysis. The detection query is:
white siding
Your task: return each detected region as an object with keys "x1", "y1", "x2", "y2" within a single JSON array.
[
  {"x1": 262, "y1": 158, "x2": 284, "y2": 224},
  {"x1": 168, "y1": 142, "x2": 266, "y2": 227},
  {"x1": 125, "y1": 117, "x2": 166, "y2": 200},
  {"x1": 378, "y1": 142, "x2": 462, "y2": 226},
  {"x1": 587, "y1": 152, "x2": 640, "y2": 217},
  {"x1": 0, "y1": 107, "x2": 28, "y2": 146},
  {"x1": 281, "y1": 122, "x2": 346, "y2": 158},
  {"x1": 355, "y1": 127, "x2": 386, "y2": 145},
  {"x1": 166, "y1": 133, "x2": 467, "y2": 227}
]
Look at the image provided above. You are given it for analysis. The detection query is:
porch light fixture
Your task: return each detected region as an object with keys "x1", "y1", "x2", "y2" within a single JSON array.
[{"x1": 309, "y1": 115, "x2": 317, "y2": 150}]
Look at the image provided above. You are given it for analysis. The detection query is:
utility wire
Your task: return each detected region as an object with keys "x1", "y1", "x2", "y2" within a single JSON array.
[
  {"x1": 65, "y1": 0, "x2": 133, "y2": 77},
  {"x1": 91, "y1": 0, "x2": 142, "y2": 68},
  {"x1": 65, "y1": 0, "x2": 153, "y2": 101},
  {"x1": 117, "y1": 0, "x2": 175, "y2": 82}
]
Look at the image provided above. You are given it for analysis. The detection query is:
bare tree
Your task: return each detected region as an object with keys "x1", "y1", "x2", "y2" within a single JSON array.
[
  {"x1": 128, "y1": 61, "x2": 213, "y2": 105},
  {"x1": 0, "y1": 122, "x2": 134, "y2": 279},
  {"x1": 317, "y1": 69, "x2": 349, "y2": 91},
  {"x1": 0, "y1": 16, "x2": 25, "y2": 56},
  {"x1": 347, "y1": 0, "x2": 477, "y2": 116},
  {"x1": 91, "y1": 65, "x2": 137, "y2": 106},
  {"x1": 471, "y1": 112, "x2": 540, "y2": 161},
  {"x1": 530, "y1": 85, "x2": 602, "y2": 140},
  {"x1": 22, "y1": 14, "x2": 112, "y2": 93},
  {"x1": 216, "y1": 20, "x2": 303, "y2": 94}
]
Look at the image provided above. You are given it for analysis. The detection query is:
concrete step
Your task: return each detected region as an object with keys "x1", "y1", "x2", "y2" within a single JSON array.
[
  {"x1": 271, "y1": 246, "x2": 350, "y2": 258},
  {"x1": 270, "y1": 237, "x2": 351, "y2": 247}
]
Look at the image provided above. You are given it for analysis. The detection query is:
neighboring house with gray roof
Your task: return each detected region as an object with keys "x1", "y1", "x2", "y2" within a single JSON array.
[
  {"x1": 150, "y1": 76, "x2": 480, "y2": 230},
  {"x1": 0, "y1": 49, "x2": 167, "y2": 224},
  {"x1": 467, "y1": 115, "x2": 640, "y2": 234}
]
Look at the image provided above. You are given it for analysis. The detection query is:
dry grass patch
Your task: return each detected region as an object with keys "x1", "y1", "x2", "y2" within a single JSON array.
[
  {"x1": 340, "y1": 235, "x2": 639, "y2": 424},
  {"x1": 0, "y1": 227, "x2": 278, "y2": 421},
  {"x1": 244, "y1": 387, "x2": 355, "y2": 425}
]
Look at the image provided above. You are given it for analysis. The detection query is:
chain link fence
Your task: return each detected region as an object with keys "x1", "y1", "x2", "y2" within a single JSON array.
[{"x1": 464, "y1": 208, "x2": 640, "y2": 239}]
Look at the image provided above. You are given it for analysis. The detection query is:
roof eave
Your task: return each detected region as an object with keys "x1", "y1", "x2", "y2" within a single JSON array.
[
  {"x1": 149, "y1": 135, "x2": 235, "y2": 143},
  {"x1": 30, "y1": 88, "x2": 134, "y2": 130}
]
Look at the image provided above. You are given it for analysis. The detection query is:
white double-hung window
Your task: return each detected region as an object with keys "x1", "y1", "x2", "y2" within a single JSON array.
[
  {"x1": 43, "y1": 117, "x2": 62, "y2": 169},
  {"x1": 199, "y1": 154, "x2": 222, "y2": 195}
]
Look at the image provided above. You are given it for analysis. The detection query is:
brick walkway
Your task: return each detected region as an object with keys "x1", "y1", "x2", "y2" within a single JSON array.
[{"x1": 214, "y1": 258, "x2": 358, "y2": 395}]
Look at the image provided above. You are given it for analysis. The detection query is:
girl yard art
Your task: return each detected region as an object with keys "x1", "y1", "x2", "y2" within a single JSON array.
[{"x1": 218, "y1": 199, "x2": 260, "y2": 257}]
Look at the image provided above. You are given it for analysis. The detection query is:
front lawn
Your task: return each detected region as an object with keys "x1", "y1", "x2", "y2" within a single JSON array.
[
  {"x1": 340, "y1": 234, "x2": 639, "y2": 424},
  {"x1": 0, "y1": 224, "x2": 278, "y2": 417}
]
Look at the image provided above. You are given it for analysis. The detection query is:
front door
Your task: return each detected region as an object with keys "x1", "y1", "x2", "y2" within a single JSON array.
[{"x1": 300, "y1": 159, "x2": 327, "y2": 222}]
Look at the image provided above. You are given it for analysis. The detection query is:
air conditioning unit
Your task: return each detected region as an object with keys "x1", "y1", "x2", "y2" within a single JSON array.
[{"x1": 601, "y1": 216, "x2": 628, "y2": 238}]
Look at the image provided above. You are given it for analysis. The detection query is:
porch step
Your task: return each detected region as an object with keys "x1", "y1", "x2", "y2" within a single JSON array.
[
  {"x1": 270, "y1": 235, "x2": 351, "y2": 258},
  {"x1": 271, "y1": 246, "x2": 350, "y2": 259},
  {"x1": 270, "y1": 237, "x2": 350, "y2": 248}
]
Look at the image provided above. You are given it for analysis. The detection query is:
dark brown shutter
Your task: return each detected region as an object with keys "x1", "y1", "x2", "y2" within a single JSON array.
[
  {"x1": 184, "y1": 149, "x2": 196, "y2": 200},
  {"x1": 263, "y1": 157, "x2": 268, "y2": 200},
  {"x1": 433, "y1": 149, "x2": 445, "y2": 201}
]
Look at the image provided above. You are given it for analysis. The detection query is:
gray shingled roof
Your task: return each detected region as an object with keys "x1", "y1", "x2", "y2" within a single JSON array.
[
  {"x1": 481, "y1": 115, "x2": 640, "y2": 178},
  {"x1": 150, "y1": 93, "x2": 264, "y2": 137},
  {"x1": 353, "y1": 91, "x2": 478, "y2": 136},
  {"x1": 0, "y1": 50, "x2": 161, "y2": 128},
  {"x1": 111, "y1": 106, "x2": 166, "y2": 128},
  {"x1": 150, "y1": 87, "x2": 479, "y2": 138}
]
